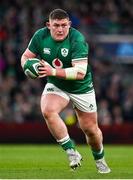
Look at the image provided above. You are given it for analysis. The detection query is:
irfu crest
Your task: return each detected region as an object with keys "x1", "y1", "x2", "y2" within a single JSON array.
[{"x1": 61, "y1": 48, "x2": 68, "y2": 57}]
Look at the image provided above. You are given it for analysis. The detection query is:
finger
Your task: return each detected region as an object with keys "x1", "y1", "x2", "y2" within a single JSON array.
[
  {"x1": 38, "y1": 67, "x2": 45, "y2": 70},
  {"x1": 38, "y1": 70, "x2": 46, "y2": 74},
  {"x1": 39, "y1": 60, "x2": 45, "y2": 66},
  {"x1": 40, "y1": 60, "x2": 46, "y2": 64}
]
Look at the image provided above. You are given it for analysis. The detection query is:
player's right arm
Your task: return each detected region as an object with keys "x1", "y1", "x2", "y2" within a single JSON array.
[
  {"x1": 21, "y1": 48, "x2": 37, "y2": 68},
  {"x1": 21, "y1": 29, "x2": 41, "y2": 68}
]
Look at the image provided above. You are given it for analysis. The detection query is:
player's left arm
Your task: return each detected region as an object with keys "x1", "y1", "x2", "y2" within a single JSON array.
[{"x1": 38, "y1": 59, "x2": 88, "y2": 80}]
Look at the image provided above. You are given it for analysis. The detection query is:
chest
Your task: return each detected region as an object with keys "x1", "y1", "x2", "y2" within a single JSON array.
[{"x1": 39, "y1": 37, "x2": 72, "y2": 68}]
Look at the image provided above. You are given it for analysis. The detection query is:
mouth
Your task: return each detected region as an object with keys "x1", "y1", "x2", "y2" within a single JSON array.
[
  {"x1": 53, "y1": 33, "x2": 66, "y2": 41},
  {"x1": 56, "y1": 34, "x2": 65, "y2": 39},
  {"x1": 57, "y1": 33, "x2": 63, "y2": 36}
]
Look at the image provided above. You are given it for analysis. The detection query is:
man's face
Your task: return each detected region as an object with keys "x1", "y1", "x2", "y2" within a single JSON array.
[{"x1": 47, "y1": 18, "x2": 71, "y2": 41}]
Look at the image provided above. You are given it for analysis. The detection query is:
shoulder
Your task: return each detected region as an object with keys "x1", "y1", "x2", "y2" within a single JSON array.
[
  {"x1": 33, "y1": 27, "x2": 49, "y2": 38},
  {"x1": 69, "y1": 27, "x2": 85, "y2": 42}
]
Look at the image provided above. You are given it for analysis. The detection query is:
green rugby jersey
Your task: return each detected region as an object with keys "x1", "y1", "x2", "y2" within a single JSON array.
[{"x1": 28, "y1": 27, "x2": 94, "y2": 94}]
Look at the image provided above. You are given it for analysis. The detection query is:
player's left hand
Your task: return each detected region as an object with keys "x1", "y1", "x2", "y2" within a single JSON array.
[{"x1": 38, "y1": 60, "x2": 54, "y2": 78}]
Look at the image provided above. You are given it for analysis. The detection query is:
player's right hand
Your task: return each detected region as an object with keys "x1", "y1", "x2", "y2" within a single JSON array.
[{"x1": 38, "y1": 60, "x2": 55, "y2": 78}]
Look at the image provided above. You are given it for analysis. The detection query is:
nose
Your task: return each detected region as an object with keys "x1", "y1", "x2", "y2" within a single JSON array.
[{"x1": 57, "y1": 25, "x2": 63, "y2": 32}]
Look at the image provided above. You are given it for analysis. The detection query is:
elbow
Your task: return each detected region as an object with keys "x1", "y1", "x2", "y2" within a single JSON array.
[
  {"x1": 21, "y1": 55, "x2": 26, "y2": 69},
  {"x1": 74, "y1": 63, "x2": 87, "y2": 80}
]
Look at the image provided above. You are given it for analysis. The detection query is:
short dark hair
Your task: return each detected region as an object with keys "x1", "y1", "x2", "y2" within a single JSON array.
[{"x1": 49, "y1": 9, "x2": 69, "y2": 20}]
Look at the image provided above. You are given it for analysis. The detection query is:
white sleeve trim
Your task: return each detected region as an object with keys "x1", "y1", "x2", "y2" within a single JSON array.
[{"x1": 72, "y1": 57, "x2": 88, "y2": 61}]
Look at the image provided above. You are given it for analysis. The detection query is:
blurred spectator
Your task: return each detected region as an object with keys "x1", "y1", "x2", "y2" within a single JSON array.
[
  {"x1": 112, "y1": 105, "x2": 123, "y2": 124},
  {"x1": 122, "y1": 85, "x2": 133, "y2": 122},
  {"x1": 98, "y1": 99, "x2": 112, "y2": 125}
]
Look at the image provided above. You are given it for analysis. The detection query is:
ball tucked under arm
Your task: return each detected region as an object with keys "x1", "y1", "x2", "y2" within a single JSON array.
[{"x1": 23, "y1": 58, "x2": 41, "y2": 79}]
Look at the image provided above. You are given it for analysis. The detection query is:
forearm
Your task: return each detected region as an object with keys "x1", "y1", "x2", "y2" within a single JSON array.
[
  {"x1": 52, "y1": 65, "x2": 87, "y2": 80},
  {"x1": 38, "y1": 60, "x2": 87, "y2": 80}
]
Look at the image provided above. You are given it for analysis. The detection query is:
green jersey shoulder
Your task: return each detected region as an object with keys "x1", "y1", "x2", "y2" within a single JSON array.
[{"x1": 28, "y1": 27, "x2": 94, "y2": 94}]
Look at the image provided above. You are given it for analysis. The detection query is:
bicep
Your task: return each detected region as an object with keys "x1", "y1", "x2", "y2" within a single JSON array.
[
  {"x1": 71, "y1": 41, "x2": 88, "y2": 61},
  {"x1": 21, "y1": 48, "x2": 37, "y2": 68},
  {"x1": 72, "y1": 60, "x2": 88, "y2": 67},
  {"x1": 22, "y1": 48, "x2": 37, "y2": 59}
]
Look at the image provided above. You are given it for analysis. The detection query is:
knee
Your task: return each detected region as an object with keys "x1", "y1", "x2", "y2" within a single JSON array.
[
  {"x1": 80, "y1": 123, "x2": 99, "y2": 137},
  {"x1": 42, "y1": 108, "x2": 55, "y2": 120}
]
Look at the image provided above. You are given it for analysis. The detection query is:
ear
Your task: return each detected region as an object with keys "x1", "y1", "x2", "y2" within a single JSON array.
[
  {"x1": 46, "y1": 22, "x2": 50, "y2": 29},
  {"x1": 69, "y1": 21, "x2": 72, "y2": 28}
]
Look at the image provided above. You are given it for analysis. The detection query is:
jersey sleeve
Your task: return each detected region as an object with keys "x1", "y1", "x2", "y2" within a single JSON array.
[
  {"x1": 71, "y1": 34, "x2": 89, "y2": 61},
  {"x1": 28, "y1": 30, "x2": 40, "y2": 55}
]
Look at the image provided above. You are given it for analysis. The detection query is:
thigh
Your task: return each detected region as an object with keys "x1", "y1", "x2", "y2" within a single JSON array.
[
  {"x1": 41, "y1": 83, "x2": 70, "y2": 113},
  {"x1": 76, "y1": 109, "x2": 98, "y2": 125},
  {"x1": 69, "y1": 90, "x2": 97, "y2": 113},
  {"x1": 75, "y1": 109, "x2": 98, "y2": 131}
]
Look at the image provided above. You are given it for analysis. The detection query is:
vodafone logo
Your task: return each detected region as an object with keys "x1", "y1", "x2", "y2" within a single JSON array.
[{"x1": 52, "y1": 58, "x2": 63, "y2": 68}]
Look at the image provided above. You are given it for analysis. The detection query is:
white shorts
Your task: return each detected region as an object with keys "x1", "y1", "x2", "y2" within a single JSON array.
[{"x1": 42, "y1": 83, "x2": 97, "y2": 112}]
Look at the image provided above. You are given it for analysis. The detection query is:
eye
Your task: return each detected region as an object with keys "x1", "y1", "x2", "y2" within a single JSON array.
[
  {"x1": 53, "y1": 24, "x2": 59, "y2": 28},
  {"x1": 62, "y1": 24, "x2": 67, "y2": 28}
]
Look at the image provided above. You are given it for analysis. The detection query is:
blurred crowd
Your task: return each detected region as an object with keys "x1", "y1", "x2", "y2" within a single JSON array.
[{"x1": 0, "y1": 0, "x2": 133, "y2": 125}]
